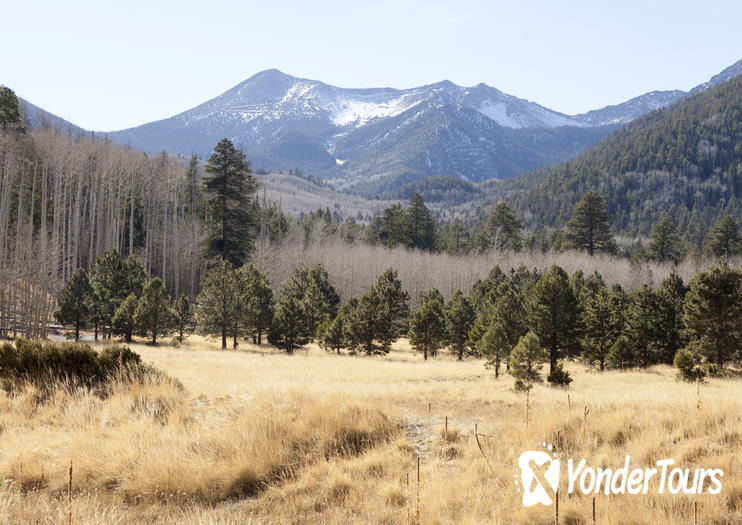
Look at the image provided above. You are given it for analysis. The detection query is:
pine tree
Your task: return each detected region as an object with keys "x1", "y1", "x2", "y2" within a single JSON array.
[
  {"x1": 529, "y1": 265, "x2": 581, "y2": 374},
  {"x1": 135, "y1": 277, "x2": 172, "y2": 345},
  {"x1": 626, "y1": 286, "x2": 663, "y2": 367},
  {"x1": 240, "y1": 263, "x2": 275, "y2": 344},
  {"x1": 304, "y1": 265, "x2": 340, "y2": 336},
  {"x1": 54, "y1": 268, "x2": 94, "y2": 341},
  {"x1": 319, "y1": 298, "x2": 358, "y2": 353},
  {"x1": 196, "y1": 260, "x2": 241, "y2": 349},
  {"x1": 655, "y1": 271, "x2": 688, "y2": 363},
  {"x1": 269, "y1": 284, "x2": 311, "y2": 354},
  {"x1": 201, "y1": 139, "x2": 257, "y2": 266},
  {"x1": 647, "y1": 215, "x2": 684, "y2": 263},
  {"x1": 683, "y1": 265, "x2": 742, "y2": 367},
  {"x1": 581, "y1": 289, "x2": 622, "y2": 370},
  {"x1": 344, "y1": 289, "x2": 385, "y2": 355},
  {"x1": 406, "y1": 193, "x2": 437, "y2": 250},
  {"x1": 481, "y1": 322, "x2": 509, "y2": 378},
  {"x1": 89, "y1": 250, "x2": 146, "y2": 337},
  {"x1": 492, "y1": 288, "x2": 528, "y2": 351},
  {"x1": 703, "y1": 215, "x2": 742, "y2": 260},
  {"x1": 508, "y1": 331, "x2": 547, "y2": 390},
  {"x1": 470, "y1": 266, "x2": 507, "y2": 312},
  {"x1": 317, "y1": 313, "x2": 344, "y2": 353},
  {"x1": 606, "y1": 336, "x2": 634, "y2": 369},
  {"x1": 172, "y1": 294, "x2": 195, "y2": 342},
  {"x1": 444, "y1": 218, "x2": 470, "y2": 255},
  {"x1": 565, "y1": 191, "x2": 615, "y2": 256},
  {"x1": 377, "y1": 204, "x2": 409, "y2": 248},
  {"x1": 0, "y1": 86, "x2": 24, "y2": 133},
  {"x1": 478, "y1": 202, "x2": 523, "y2": 252},
  {"x1": 408, "y1": 293, "x2": 446, "y2": 360},
  {"x1": 112, "y1": 293, "x2": 138, "y2": 343},
  {"x1": 445, "y1": 290, "x2": 475, "y2": 360},
  {"x1": 375, "y1": 269, "x2": 410, "y2": 352}
]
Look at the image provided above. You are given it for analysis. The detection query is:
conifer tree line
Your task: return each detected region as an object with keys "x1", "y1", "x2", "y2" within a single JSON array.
[{"x1": 55, "y1": 243, "x2": 742, "y2": 389}]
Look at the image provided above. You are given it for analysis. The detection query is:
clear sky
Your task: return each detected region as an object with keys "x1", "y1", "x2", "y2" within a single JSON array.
[{"x1": 3, "y1": 0, "x2": 741, "y2": 131}]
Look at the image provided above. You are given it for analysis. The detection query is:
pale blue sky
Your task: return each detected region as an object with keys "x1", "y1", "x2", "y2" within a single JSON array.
[{"x1": 3, "y1": 0, "x2": 741, "y2": 131}]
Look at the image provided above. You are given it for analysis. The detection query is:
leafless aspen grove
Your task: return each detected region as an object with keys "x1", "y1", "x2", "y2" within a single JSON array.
[
  {"x1": 254, "y1": 238, "x2": 715, "y2": 308},
  {"x1": 0, "y1": 129, "x2": 201, "y2": 338}
]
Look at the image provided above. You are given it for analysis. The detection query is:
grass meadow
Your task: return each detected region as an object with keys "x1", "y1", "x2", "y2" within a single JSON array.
[{"x1": 0, "y1": 335, "x2": 740, "y2": 524}]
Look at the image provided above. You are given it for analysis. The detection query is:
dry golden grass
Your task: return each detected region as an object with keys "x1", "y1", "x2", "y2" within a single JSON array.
[{"x1": 0, "y1": 334, "x2": 741, "y2": 524}]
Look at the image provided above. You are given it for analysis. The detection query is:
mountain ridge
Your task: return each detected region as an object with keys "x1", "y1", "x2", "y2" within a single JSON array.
[
  {"x1": 16, "y1": 59, "x2": 742, "y2": 197},
  {"x1": 105, "y1": 61, "x2": 742, "y2": 196}
]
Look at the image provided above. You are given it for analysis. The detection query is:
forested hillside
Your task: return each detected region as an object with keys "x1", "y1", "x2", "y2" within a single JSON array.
[{"x1": 509, "y1": 75, "x2": 742, "y2": 242}]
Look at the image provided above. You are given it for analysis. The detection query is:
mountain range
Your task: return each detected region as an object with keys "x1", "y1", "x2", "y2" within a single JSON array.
[{"x1": 18, "y1": 58, "x2": 742, "y2": 198}]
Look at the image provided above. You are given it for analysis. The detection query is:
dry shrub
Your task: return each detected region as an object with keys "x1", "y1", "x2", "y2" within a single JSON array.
[
  {"x1": 381, "y1": 482, "x2": 406, "y2": 507},
  {"x1": 325, "y1": 471, "x2": 353, "y2": 504}
]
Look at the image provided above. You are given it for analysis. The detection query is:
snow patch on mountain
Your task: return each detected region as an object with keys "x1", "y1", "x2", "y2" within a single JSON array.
[
  {"x1": 475, "y1": 100, "x2": 583, "y2": 128},
  {"x1": 329, "y1": 93, "x2": 422, "y2": 127}
]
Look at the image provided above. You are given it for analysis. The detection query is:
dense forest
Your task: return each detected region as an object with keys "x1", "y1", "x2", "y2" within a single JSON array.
[{"x1": 507, "y1": 75, "x2": 742, "y2": 242}]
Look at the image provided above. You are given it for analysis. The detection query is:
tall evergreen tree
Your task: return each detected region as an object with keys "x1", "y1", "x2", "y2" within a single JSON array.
[
  {"x1": 135, "y1": 278, "x2": 172, "y2": 345},
  {"x1": 444, "y1": 218, "x2": 470, "y2": 255},
  {"x1": 172, "y1": 294, "x2": 195, "y2": 342},
  {"x1": 683, "y1": 265, "x2": 742, "y2": 367},
  {"x1": 240, "y1": 263, "x2": 275, "y2": 344},
  {"x1": 528, "y1": 265, "x2": 581, "y2": 373},
  {"x1": 317, "y1": 312, "x2": 345, "y2": 353},
  {"x1": 406, "y1": 193, "x2": 437, "y2": 250},
  {"x1": 478, "y1": 202, "x2": 523, "y2": 252},
  {"x1": 269, "y1": 292, "x2": 311, "y2": 354},
  {"x1": 408, "y1": 292, "x2": 446, "y2": 360},
  {"x1": 581, "y1": 289, "x2": 623, "y2": 370},
  {"x1": 655, "y1": 271, "x2": 688, "y2": 362},
  {"x1": 202, "y1": 138, "x2": 257, "y2": 266},
  {"x1": 647, "y1": 215, "x2": 684, "y2": 263},
  {"x1": 0, "y1": 86, "x2": 24, "y2": 133},
  {"x1": 377, "y1": 203, "x2": 409, "y2": 248},
  {"x1": 565, "y1": 191, "x2": 615, "y2": 256},
  {"x1": 54, "y1": 268, "x2": 94, "y2": 341},
  {"x1": 492, "y1": 287, "x2": 528, "y2": 352},
  {"x1": 344, "y1": 289, "x2": 384, "y2": 354},
  {"x1": 481, "y1": 322, "x2": 509, "y2": 378},
  {"x1": 318, "y1": 298, "x2": 358, "y2": 353},
  {"x1": 375, "y1": 269, "x2": 410, "y2": 352},
  {"x1": 89, "y1": 251, "x2": 146, "y2": 337},
  {"x1": 626, "y1": 285, "x2": 663, "y2": 367},
  {"x1": 445, "y1": 290, "x2": 475, "y2": 360},
  {"x1": 196, "y1": 260, "x2": 241, "y2": 349},
  {"x1": 703, "y1": 215, "x2": 742, "y2": 260},
  {"x1": 304, "y1": 265, "x2": 340, "y2": 336},
  {"x1": 112, "y1": 293, "x2": 138, "y2": 343}
]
